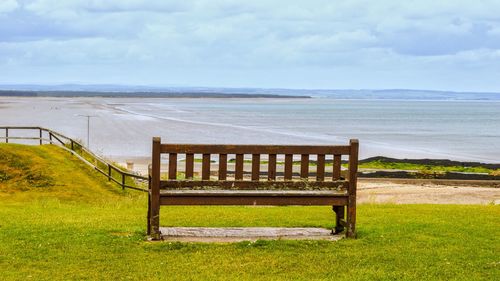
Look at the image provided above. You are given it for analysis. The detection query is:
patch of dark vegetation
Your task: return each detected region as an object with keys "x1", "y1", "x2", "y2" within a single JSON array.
[
  {"x1": 25, "y1": 171, "x2": 55, "y2": 187},
  {"x1": 359, "y1": 156, "x2": 500, "y2": 169},
  {"x1": 359, "y1": 170, "x2": 500, "y2": 181},
  {"x1": 0, "y1": 170, "x2": 11, "y2": 182},
  {"x1": 0, "y1": 90, "x2": 36, "y2": 96}
]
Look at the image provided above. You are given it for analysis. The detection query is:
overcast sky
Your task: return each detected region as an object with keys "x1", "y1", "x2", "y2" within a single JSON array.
[{"x1": 1, "y1": 0, "x2": 500, "y2": 91}]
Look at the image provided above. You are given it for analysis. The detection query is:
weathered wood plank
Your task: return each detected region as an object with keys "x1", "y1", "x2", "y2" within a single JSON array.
[
  {"x1": 159, "y1": 227, "x2": 340, "y2": 241},
  {"x1": 268, "y1": 154, "x2": 277, "y2": 180},
  {"x1": 284, "y1": 154, "x2": 293, "y2": 180},
  {"x1": 202, "y1": 154, "x2": 211, "y2": 180},
  {"x1": 218, "y1": 154, "x2": 227, "y2": 180},
  {"x1": 160, "y1": 180, "x2": 348, "y2": 190},
  {"x1": 185, "y1": 153, "x2": 194, "y2": 179},
  {"x1": 333, "y1": 154, "x2": 341, "y2": 180},
  {"x1": 161, "y1": 189, "x2": 348, "y2": 195},
  {"x1": 300, "y1": 154, "x2": 309, "y2": 178},
  {"x1": 235, "y1": 154, "x2": 244, "y2": 180},
  {"x1": 252, "y1": 154, "x2": 260, "y2": 181},
  {"x1": 316, "y1": 154, "x2": 325, "y2": 181},
  {"x1": 160, "y1": 193, "x2": 348, "y2": 206},
  {"x1": 161, "y1": 144, "x2": 350, "y2": 155},
  {"x1": 168, "y1": 153, "x2": 177, "y2": 180}
]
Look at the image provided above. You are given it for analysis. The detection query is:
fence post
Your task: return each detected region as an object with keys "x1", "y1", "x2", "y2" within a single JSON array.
[
  {"x1": 70, "y1": 140, "x2": 74, "y2": 150},
  {"x1": 5, "y1": 128, "x2": 8, "y2": 143},
  {"x1": 108, "y1": 164, "x2": 111, "y2": 181},
  {"x1": 39, "y1": 128, "x2": 42, "y2": 145},
  {"x1": 49, "y1": 132, "x2": 53, "y2": 143},
  {"x1": 121, "y1": 173, "x2": 125, "y2": 190}
]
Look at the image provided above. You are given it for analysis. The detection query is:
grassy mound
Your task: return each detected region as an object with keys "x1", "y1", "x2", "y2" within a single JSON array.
[{"x1": 0, "y1": 143, "x2": 131, "y2": 201}]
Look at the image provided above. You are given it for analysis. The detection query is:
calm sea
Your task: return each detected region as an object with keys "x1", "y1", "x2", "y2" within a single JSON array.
[
  {"x1": 114, "y1": 98, "x2": 500, "y2": 162},
  {"x1": 1, "y1": 97, "x2": 499, "y2": 162}
]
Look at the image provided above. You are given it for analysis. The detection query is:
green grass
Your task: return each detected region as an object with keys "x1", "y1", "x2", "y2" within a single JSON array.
[
  {"x1": 0, "y1": 143, "x2": 131, "y2": 201},
  {"x1": 0, "y1": 144, "x2": 499, "y2": 280}
]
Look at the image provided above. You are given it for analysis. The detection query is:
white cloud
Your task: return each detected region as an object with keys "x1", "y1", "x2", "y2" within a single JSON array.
[
  {"x1": 0, "y1": 0, "x2": 18, "y2": 14},
  {"x1": 1, "y1": 0, "x2": 500, "y2": 90}
]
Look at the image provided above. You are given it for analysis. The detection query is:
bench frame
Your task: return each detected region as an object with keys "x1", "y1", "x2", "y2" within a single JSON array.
[{"x1": 148, "y1": 138, "x2": 359, "y2": 239}]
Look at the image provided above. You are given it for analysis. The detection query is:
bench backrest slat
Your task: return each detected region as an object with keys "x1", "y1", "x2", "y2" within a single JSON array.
[
  {"x1": 161, "y1": 144, "x2": 350, "y2": 155},
  {"x1": 333, "y1": 154, "x2": 342, "y2": 180},
  {"x1": 218, "y1": 154, "x2": 227, "y2": 180},
  {"x1": 300, "y1": 154, "x2": 309, "y2": 178},
  {"x1": 268, "y1": 154, "x2": 277, "y2": 180},
  {"x1": 252, "y1": 154, "x2": 260, "y2": 181},
  {"x1": 284, "y1": 154, "x2": 293, "y2": 180},
  {"x1": 316, "y1": 154, "x2": 325, "y2": 181},
  {"x1": 202, "y1": 154, "x2": 211, "y2": 180},
  {"x1": 185, "y1": 153, "x2": 194, "y2": 179},
  {"x1": 235, "y1": 154, "x2": 244, "y2": 180},
  {"x1": 169, "y1": 153, "x2": 177, "y2": 179}
]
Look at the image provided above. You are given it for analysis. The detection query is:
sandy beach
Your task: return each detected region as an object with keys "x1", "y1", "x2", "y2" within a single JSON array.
[{"x1": 356, "y1": 179, "x2": 499, "y2": 204}]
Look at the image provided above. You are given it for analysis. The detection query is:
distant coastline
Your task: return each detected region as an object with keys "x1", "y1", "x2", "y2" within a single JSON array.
[
  {"x1": 1, "y1": 84, "x2": 500, "y2": 100},
  {"x1": 0, "y1": 90, "x2": 311, "y2": 99}
]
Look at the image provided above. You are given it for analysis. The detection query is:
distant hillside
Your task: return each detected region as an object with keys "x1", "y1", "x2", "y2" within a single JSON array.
[
  {"x1": 0, "y1": 90, "x2": 310, "y2": 98},
  {"x1": 1, "y1": 84, "x2": 499, "y2": 100}
]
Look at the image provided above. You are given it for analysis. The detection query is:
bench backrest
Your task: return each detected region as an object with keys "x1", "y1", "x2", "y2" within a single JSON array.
[{"x1": 150, "y1": 138, "x2": 359, "y2": 192}]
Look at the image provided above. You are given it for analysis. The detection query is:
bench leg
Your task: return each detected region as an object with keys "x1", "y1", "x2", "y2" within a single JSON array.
[
  {"x1": 346, "y1": 199, "x2": 357, "y2": 238},
  {"x1": 332, "y1": 206, "x2": 345, "y2": 234},
  {"x1": 149, "y1": 192, "x2": 161, "y2": 240}
]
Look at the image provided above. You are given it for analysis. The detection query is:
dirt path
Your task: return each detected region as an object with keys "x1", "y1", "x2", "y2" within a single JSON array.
[{"x1": 358, "y1": 180, "x2": 499, "y2": 204}]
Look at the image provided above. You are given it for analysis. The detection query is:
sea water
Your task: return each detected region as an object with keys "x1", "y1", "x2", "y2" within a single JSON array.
[{"x1": 1, "y1": 97, "x2": 499, "y2": 162}]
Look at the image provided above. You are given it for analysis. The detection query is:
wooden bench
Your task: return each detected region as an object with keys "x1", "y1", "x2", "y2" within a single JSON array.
[{"x1": 148, "y1": 137, "x2": 359, "y2": 239}]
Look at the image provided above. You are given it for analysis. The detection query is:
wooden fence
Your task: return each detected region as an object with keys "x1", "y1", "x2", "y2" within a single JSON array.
[{"x1": 0, "y1": 126, "x2": 148, "y2": 192}]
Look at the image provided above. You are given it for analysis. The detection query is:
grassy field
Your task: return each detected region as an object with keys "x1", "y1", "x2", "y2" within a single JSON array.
[{"x1": 1, "y1": 144, "x2": 499, "y2": 280}]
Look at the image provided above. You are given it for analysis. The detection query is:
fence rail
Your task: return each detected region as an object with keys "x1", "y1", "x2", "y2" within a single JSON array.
[{"x1": 0, "y1": 126, "x2": 148, "y2": 192}]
